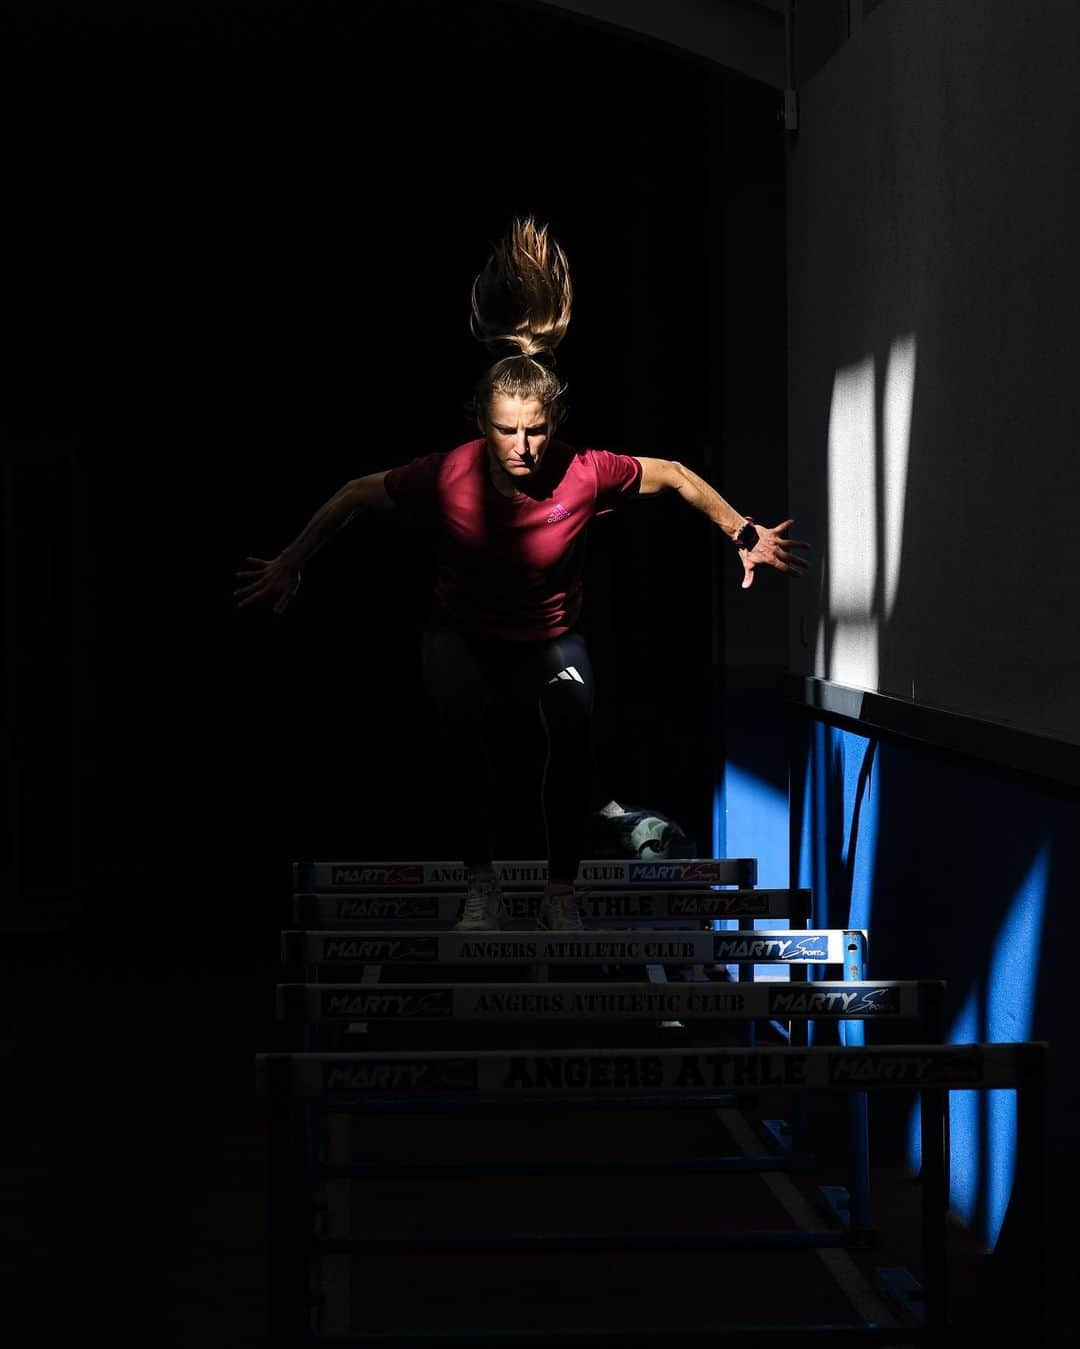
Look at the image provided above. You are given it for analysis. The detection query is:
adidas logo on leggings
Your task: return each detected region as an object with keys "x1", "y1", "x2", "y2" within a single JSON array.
[{"x1": 549, "y1": 666, "x2": 585, "y2": 685}]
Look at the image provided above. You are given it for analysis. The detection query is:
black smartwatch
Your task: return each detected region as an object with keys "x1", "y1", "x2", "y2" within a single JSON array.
[{"x1": 734, "y1": 517, "x2": 759, "y2": 550}]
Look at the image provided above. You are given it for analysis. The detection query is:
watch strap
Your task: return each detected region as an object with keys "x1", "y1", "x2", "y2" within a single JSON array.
[{"x1": 735, "y1": 517, "x2": 758, "y2": 550}]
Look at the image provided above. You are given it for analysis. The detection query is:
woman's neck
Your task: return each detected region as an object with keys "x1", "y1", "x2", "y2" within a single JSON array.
[
  {"x1": 490, "y1": 472, "x2": 522, "y2": 499},
  {"x1": 485, "y1": 444, "x2": 524, "y2": 498}
]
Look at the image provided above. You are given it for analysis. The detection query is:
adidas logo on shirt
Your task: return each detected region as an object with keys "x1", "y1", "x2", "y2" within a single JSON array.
[
  {"x1": 549, "y1": 666, "x2": 585, "y2": 685},
  {"x1": 546, "y1": 503, "x2": 572, "y2": 524}
]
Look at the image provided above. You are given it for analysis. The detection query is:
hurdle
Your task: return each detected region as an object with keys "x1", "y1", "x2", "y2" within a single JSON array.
[
  {"x1": 292, "y1": 887, "x2": 808, "y2": 929},
  {"x1": 284, "y1": 863, "x2": 875, "y2": 1220},
  {"x1": 281, "y1": 929, "x2": 862, "y2": 972},
  {"x1": 277, "y1": 860, "x2": 904, "y2": 1316},
  {"x1": 281, "y1": 925, "x2": 866, "y2": 1077},
  {"x1": 277, "y1": 978, "x2": 937, "y2": 1033},
  {"x1": 282, "y1": 926, "x2": 864, "y2": 1079},
  {"x1": 287, "y1": 858, "x2": 812, "y2": 1043},
  {"x1": 278, "y1": 976, "x2": 940, "y2": 1248},
  {"x1": 258, "y1": 1041, "x2": 1047, "y2": 1347},
  {"x1": 283, "y1": 858, "x2": 808, "y2": 1190},
  {"x1": 292, "y1": 857, "x2": 761, "y2": 891}
]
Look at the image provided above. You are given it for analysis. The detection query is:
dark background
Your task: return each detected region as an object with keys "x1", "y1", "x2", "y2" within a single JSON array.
[
  {"x1": 1, "y1": 8, "x2": 789, "y2": 1341},
  {"x1": 8, "y1": 4, "x2": 1072, "y2": 1345},
  {"x1": 2, "y1": 0, "x2": 787, "y2": 949}
]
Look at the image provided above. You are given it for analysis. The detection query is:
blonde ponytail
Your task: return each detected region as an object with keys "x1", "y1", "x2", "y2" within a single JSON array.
[{"x1": 470, "y1": 216, "x2": 572, "y2": 427}]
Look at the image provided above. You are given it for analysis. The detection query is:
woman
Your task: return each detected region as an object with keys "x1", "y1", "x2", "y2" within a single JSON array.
[{"x1": 235, "y1": 217, "x2": 808, "y2": 931}]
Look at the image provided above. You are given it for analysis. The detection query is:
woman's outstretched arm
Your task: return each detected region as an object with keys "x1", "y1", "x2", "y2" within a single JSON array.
[
  {"x1": 635, "y1": 456, "x2": 810, "y2": 590},
  {"x1": 234, "y1": 470, "x2": 393, "y2": 613}
]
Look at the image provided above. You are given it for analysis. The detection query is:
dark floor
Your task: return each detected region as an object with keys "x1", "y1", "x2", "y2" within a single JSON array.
[{"x1": 0, "y1": 920, "x2": 1042, "y2": 1348}]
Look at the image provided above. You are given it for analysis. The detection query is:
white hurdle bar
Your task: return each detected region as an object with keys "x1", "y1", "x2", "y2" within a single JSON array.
[
  {"x1": 277, "y1": 979, "x2": 937, "y2": 1026},
  {"x1": 282, "y1": 929, "x2": 861, "y2": 968},
  {"x1": 292, "y1": 887, "x2": 811, "y2": 927},
  {"x1": 293, "y1": 856, "x2": 759, "y2": 891}
]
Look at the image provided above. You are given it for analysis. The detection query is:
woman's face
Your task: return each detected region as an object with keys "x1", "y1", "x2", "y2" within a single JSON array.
[{"x1": 480, "y1": 393, "x2": 552, "y2": 481}]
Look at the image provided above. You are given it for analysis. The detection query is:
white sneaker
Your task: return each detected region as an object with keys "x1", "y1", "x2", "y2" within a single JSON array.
[
  {"x1": 537, "y1": 885, "x2": 583, "y2": 931},
  {"x1": 455, "y1": 872, "x2": 509, "y2": 931}
]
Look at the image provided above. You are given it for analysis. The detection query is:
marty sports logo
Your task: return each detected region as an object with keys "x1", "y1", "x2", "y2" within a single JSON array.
[{"x1": 546, "y1": 503, "x2": 572, "y2": 524}]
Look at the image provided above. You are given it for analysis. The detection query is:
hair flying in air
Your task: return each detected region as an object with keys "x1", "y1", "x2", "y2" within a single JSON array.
[{"x1": 470, "y1": 216, "x2": 571, "y2": 428}]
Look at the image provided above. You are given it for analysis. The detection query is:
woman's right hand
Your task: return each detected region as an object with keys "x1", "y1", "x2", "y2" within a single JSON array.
[{"x1": 233, "y1": 555, "x2": 302, "y2": 615}]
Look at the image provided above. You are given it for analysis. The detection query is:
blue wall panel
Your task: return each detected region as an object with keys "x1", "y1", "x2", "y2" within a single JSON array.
[{"x1": 793, "y1": 716, "x2": 1074, "y2": 1268}]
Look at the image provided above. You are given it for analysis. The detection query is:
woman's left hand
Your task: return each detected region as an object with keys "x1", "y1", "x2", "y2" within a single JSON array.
[{"x1": 739, "y1": 519, "x2": 811, "y2": 590}]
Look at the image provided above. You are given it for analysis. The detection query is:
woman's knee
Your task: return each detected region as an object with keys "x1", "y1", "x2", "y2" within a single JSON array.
[
  {"x1": 539, "y1": 681, "x2": 594, "y2": 739},
  {"x1": 422, "y1": 623, "x2": 492, "y2": 724}
]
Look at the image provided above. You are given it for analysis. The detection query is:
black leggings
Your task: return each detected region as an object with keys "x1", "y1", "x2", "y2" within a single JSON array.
[{"x1": 420, "y1": 608, "x2": 596, "y2": 883}]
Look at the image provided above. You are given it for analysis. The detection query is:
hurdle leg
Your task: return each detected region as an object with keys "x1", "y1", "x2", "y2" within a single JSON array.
[
  {"x1": 265, "y1": 1061, "x2": 313, "y2": 1347},
  {"x1": 784, "y1": 1013, "x2": 813, "y2": 1163},
  {"x1": 1016, "y1": 1051, "x2": 1048, "y2": 1349},
  {"x1": 345, "y1": 963, "x2": 383, "y2": 1041},
  {"x1": 646, "y1": 962, "x2": 685, "y2": 1031},
  {"x1": 844, "y1": 930, "x2": 871, "y2": 1235},
  {"x1": 919, "y1": 1085, "x2": 949, "y2": 1334},
  {"x1": 840, "y1": 1016, "x2": 872, "y2": 1236},
  {"x1": 318, "y1": 1113, "x2": 354, "y2": 1336},
  {"x1": 302, "y1": 952, "x2": 318, "y2": 1054}
]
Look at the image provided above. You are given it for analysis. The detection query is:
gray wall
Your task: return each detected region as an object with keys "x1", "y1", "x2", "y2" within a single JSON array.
[{"x1": 788, "y1": 0, "x2": 1080, "y2": 745}]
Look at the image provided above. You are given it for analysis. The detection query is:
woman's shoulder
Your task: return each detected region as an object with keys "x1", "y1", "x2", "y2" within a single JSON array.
[
  {"x1": 446, "y1": 437, "x2": 486, "y2": 458},
  {"x1": 565, "y1": 442, "x2": 629, "y2": 461}
]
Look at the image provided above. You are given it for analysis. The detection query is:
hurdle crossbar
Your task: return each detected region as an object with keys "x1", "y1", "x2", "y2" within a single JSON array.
[
  {"x1": 292, "y1": 857, "x2": 758, "y2": 891},
  {"x1": 282, "y1": 929, "x2": 860, "y2": 967},
  {"x1": 277, "y1": 979, "x2": 939, "y2": 1025},
  {"x1": 292, "y1": 887, "x2": 808, "y2": 927}
]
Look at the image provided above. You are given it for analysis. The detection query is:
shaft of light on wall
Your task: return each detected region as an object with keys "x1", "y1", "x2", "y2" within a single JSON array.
[
  {"x1": 884, "y1": 335, "x2": 916, "y2": 618},
  {"x1": 826, "y1": 354, "x2": 877, "y2": 689},
  {"x1": 822, "y1": 335, "x2": 916, "y2": 692}
]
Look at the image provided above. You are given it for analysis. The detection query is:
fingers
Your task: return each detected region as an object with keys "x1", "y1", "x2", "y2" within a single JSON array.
[
  {"x1": 234, "y1": 574, "x2": 278, "y2": 606},
  {"x1": 745, "y1": 536, "x2": 811, "y2": 580},
  {"x1": 233, "y1": 555, "x2": 290, "y2": 610},
  {"x1": 235, "y1": 556, "x2": 273, "y2": 580},
  {"x1": 233, "y1": 571, "x2": 272, "y2": 598},
  {"x1": 755, "y1": 520, "x2": 812, "y2": 578},
  {"x1": 770, "y1": 523, "x2": 812, "y2": 548}
]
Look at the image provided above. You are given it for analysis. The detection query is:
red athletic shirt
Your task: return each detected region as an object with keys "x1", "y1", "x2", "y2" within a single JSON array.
[{"x1": 383, "y1": 437, "x2": 643, "y2": 641}]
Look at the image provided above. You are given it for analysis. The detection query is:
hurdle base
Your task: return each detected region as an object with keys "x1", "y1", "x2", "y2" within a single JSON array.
[
  {"x1": 759, "y1": 1117, "x2": 813, "y2": 1172},
  {"x1": 818, "y1": 1186, "x2": 876, "y2": 1245},
  {"x1": 316, "y1": 1228, "x2": 863, "y2": 1255},
  {"x1": 873, "y1": 1266, "x2": 925, "y2": 1326},
  {"x1": 762, "y1": 1117, "x2": 791, "y2": 1151},
  {"x1": 305, "y1": 1324, "x2": 943, "y2": 1346},
  {"x1": 819, "y1": 1184, "x2": 853, "y2": 1229}
]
